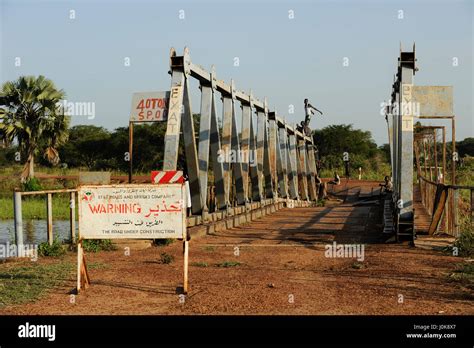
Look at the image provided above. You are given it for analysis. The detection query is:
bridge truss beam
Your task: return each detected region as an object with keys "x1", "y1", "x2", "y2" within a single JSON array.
[{"x1": 163, "y1": 47, "x2": 319, "y2": 216}]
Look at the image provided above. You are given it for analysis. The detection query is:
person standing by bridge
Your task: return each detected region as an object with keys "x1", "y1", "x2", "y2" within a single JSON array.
[
  {"x1": 328, "y1": 172, "x2": 341, "y2": 186},
  {"x1": 379, "y1": 175, "x2": 393, "y2": 194},
  {"x1": 299, "y1": 98, "x2": 323, "y2": 136}
]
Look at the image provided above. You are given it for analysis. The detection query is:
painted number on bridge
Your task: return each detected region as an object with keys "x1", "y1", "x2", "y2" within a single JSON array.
[{"x1": 130, "y1": 91, "x2": 170, "y2": 122}]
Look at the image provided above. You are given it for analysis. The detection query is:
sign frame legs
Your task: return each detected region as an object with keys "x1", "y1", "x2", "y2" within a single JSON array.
[
  {"x1": 76, "y1": 239, "x2": 90, "y2": 293},
  {"x1": 183, "y1": 239, "x2": 189, "y2": 294}
]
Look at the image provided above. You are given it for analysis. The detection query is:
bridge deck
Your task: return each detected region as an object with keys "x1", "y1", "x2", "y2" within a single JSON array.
[{"x1": 413, "y1": 184, "x2": 431, "y2": 234}]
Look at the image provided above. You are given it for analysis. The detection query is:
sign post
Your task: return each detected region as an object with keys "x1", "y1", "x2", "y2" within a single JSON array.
[
  {"x1": 128, "y1": 122, "x2": 133, "y2": 183},
  {"x1": 183, "y1": 239, "x2": 189, "y2": 293},
  {"x1": 77, "y1": 183, "x2": 188, "y2": 293}
]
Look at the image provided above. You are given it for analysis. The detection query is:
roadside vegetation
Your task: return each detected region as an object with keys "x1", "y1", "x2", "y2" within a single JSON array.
[
  {"x1": 216, "y1": 261, "x2": 241, "y2": 268},
  {"x1": 82, "y1": 240, "x2": 116, "y2": 253},
  {"x1": 448, "y1": 262, "x2": 474, "y2": 293},
  {"x1": 38, "y1": 239, "x2": 67, "y2": 257},
  {"x1": 0, "y1": 260, "x2": 74, "y2": 306},
  {"x1": 0, "y1": 259, "x2": 110, "y2": 307},
  {"x1": 313, "y1": 124, "x2": 392, "y2": 181}
]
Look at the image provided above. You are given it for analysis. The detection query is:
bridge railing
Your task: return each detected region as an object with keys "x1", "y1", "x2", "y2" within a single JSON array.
[
  {"x1": 13, "y1": 189, "x2": 77, "y2": 247},
  {"x1": 418, "y1": 175, "x2": 473, "y2": 237}
]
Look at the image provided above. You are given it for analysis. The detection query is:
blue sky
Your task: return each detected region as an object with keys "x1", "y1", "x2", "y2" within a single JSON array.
[{"x1": 1, "y1": 0, "x2": 472, "y2": 145}]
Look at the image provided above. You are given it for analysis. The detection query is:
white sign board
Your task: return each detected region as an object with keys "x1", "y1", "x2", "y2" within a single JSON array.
[
  {"x1": 78, "y1": 184, "x2": 186, "y2": 239},
  {"x1": 411, "y1": 86, "x2": 453, "y2": 117},
  {"x1": 130, "y1": 91, "x2": 170, "y2": 122}
]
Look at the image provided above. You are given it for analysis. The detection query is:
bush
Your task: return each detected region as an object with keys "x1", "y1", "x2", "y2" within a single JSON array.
[
  {"x1": 448, "y1": 262, "x2": 474, "y2": 291},
  {"x1": 154, "y1": 238, "x2": 175, "y2": 246},
  {"x1": 22, "y1": 178, "x2": 42, "y2": 192},
  {"x1": 82, "y1": 239, "x2": 116, "y2": 253},
  {"x1": 191, "y1": 262, "x2": 208, "y2": 267},
  {"x1": 452, "y1": 230, "x2": 474, "y2": 257},
  {"x1": 38, "y1": 239, "x2": 66, "y2": 257},
  {"x1": 160, "y1": 252, "x2": 174, "y2": 264},
  {"x1": 216, "y1": 261, "x2": 241, "y2": 268}
]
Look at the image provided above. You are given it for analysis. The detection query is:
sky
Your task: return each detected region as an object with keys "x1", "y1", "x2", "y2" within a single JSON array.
[{"x1": 1, "y1": 0, "x2": 473, "y2": 145}]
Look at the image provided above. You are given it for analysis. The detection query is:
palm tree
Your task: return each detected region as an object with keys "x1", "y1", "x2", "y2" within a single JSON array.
[
  {"x1": 0, "y1": 75, "x2": 69, "y2": 181},
  {"x1": 0, "y1": 107, "x2": 8, "y2": 148}
]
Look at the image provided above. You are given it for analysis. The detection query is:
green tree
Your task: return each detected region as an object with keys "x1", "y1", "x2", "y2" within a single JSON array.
[
  {"x1": 107, "y1": 122, "x2": 168, "y2": 173},
  {"x1": 56, "y1": 113, "x2": 199, "y2": 173},
  {"x1": 313, "y1": 124, "x2": 378, "y2": 160},
  {"x1": 0, "y1": 76, "x2": 68, "y2": 180},
  {"x1": 59, "y1": 125, "x2": 111, "y2": 169},
  {"x1": 379, "y1": 143, "x2": 391, "y2": 163},
  {"x1": 312, "y1": 124, "x2": 388, "y2": 176},
  {"x1": 457, "y1": 137, "x2": 474, "y2": 158}
]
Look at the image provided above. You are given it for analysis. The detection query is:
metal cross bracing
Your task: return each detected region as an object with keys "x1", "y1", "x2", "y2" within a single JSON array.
[{"x1": 162, "y1": 47, "x2": 319, "y2": 221}]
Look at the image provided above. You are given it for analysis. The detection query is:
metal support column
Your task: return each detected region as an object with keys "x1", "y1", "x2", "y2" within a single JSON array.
[
  {"x1": 306, "y1": 143, "x2": 318, "y2": 201},
  {"x1": 288, "y1": 133, "x2": 299, "y2": 200},
  {"x1": 230, "y1": 80, "x2": 246, "y2": 205},
  {"x1": 268, "y1": 113, "x2": 278, "y2": 198},
  {"x1": 278, "y1": 125, "x2": 289, "y2": 198}
]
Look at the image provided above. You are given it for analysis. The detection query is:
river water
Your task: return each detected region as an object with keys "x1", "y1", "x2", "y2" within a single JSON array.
[{"x1": 0, "y1": 220, "x2": 75, "y2": 244}]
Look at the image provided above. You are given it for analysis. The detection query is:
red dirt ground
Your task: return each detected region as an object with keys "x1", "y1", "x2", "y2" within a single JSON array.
[{"x1": 1, "y1": 181, "x2": 472, "y2": 315}]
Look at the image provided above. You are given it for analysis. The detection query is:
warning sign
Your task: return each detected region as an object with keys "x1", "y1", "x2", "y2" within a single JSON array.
[{"x1": 78, "y1": 184, "x2": 186, "y2": 239}]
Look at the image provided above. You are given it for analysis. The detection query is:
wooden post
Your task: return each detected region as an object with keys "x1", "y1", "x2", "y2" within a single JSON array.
[
  {"x1": 423, "y1": 139, "x2": 428, "y2": 179},
  {"x1": 129, "y1": 122, "x2": 134, "y2": 183},
  {"x1": 76, "y1": 240, "x2": 90, "y2": 293},
  {"x1": 13, "y1": 191, "x2": 24, "y2": 248},
  {"x1": 433, "y1": 129, "x2": 438, "y2": 182},
  {"x1": 428, "y1": 184, "x2": 448, "y2": 235},
  {"x1": 82, "y1": 252, "x2": 90, "y2": 289},
  {"x1": 453, "y1": 189, "x2": 459, "y2": 236},
  {"x1": 77, "y1": 240, "x2": 82, "y2": 292},
  {"x1": 183, "y1": 240, "x2": 189, "y2": 294},
  {"x1": 70, "y1": 191, "x2": 76, "y2": 244},
  {"x1": 442, "y1": 126, "x2": 446, "y2": 184},
  {"x1": 451, "y1": 117, "x2": 456, "y2": 185},
  {"x1": 442, "y1": 127, "x2": 447, "y2": 232},
  {"x1": 47, "y1": 193, "x2": 53, "y2": 245},
  {"x1": 470, "y1": 189, "x2": 474, "y2": 226},
  {"x1": 428, "y1": 135, "x2": 433, "y2": 182}
]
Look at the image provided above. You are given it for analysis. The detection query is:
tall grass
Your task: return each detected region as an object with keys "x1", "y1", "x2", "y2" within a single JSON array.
[
  {"x1": 0, "y1": 261, "x2": 74, "y2": 306},
  {"x1": 0, "y1": 194, "x2": 76, "y2": 220},
  {"x1": 319, "y1": 163, "x2": 391, "y2": 181},
  {"x1": 0, "y1": 165, "x2": 136, "y2": 220}
]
